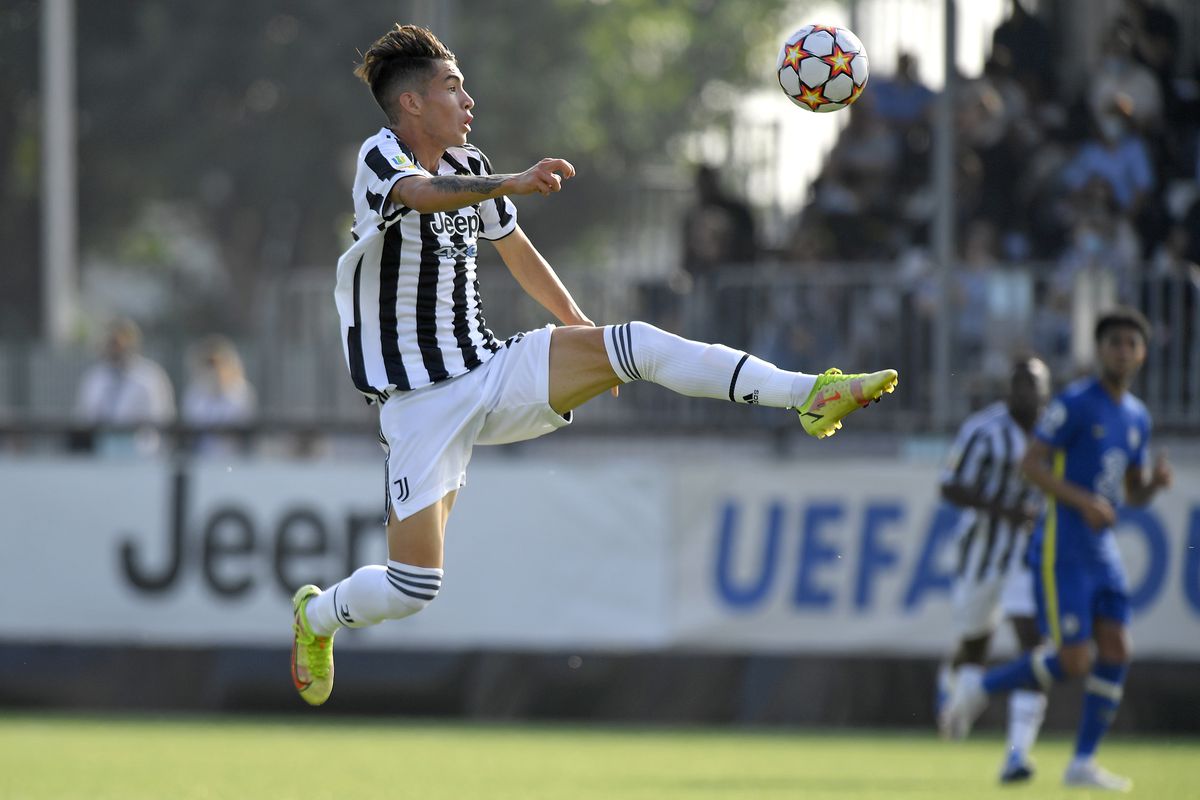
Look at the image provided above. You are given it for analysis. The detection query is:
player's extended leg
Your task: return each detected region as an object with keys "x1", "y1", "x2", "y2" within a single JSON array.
[
  {"x1": 941, "y1": 640, "x2": 1075, "y2": 740},
  {"x1": 941, "y1": 559, "x2": 1089, "y2": 741},
  {"x1": 290, "y1": 491, "x2": 456, "y2": 706},
  {"x1": 936, "y1": 632, "x2": 989, "y2": 733},
  {"x1": 547, "y1": 323, "x2": 897, "y2": 436},
  {"x1": 1000, "y1": 615, "x2": 1048, "y2": 783},
  {"x1": 1064, "y1": 617, "x2": 1133, "y2": 791}
]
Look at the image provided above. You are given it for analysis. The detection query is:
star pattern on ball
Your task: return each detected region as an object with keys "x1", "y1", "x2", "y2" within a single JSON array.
[
  {"x1": 797, "y1": 85, "x2": 830, "y2": 111},
  {"x1": 848, "y1": 82, "x2": 866, "y2": 105},
  {"x1": 822, "y1": 45, "x2": 856, "y2": 78},
  {"x1": 809, "y1": 24, "x2": 839, "y2": 35},
  {"x1": 782, "y1": 41, "x2": 808, "y2": 72}
]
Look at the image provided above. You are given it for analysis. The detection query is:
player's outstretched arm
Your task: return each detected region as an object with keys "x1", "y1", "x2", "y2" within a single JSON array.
[
  {"x1": 1021, "y1": 439, "x2": 1116, "y2": 530},
  {"x1": 941, "y1": 482, "x2": 1036, "y2": 525},
  {"x1": 391, "y1": 158, "x2": 576, "y2": 214},
  {"x1": 491, "y1": 225, "x2": 592, "y2": 327}
]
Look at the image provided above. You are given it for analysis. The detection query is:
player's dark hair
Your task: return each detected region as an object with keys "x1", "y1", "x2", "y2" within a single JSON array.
[
  {"x1": 1094, "y1": 306, "x2": 1150, "y2": 345},
  {"x1": 355, "y1": 24, "x2": 456, "y2": 120}
]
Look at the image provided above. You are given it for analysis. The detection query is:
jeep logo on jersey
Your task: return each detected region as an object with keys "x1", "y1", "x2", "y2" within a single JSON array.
[{"x1": 429, "y1": 211, "x2": 481, "y2": 238}]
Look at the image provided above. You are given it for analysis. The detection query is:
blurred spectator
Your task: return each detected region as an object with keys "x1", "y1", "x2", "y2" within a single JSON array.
[
  {"x1": 1088, "y1": 20, "x2": 1164, "y2": 135},
  {"x1": 75, "y1": 317, "x2": 175, "y2": 455},
  {"x1": 1015, "y1": 110, "x2": 1074, "y2": 260},
  {"x1": 181, "y1": 335, "x2": 257, "y2": 456},
  {"x1": 991, "y1": 0, "x2": 1053, "y2": 103},
  {"x1": 1146, "y1": 214, "x2": 1200, "y2": 403},
  {"x1": 678, "y1": 164, "x2": 758, "y2": 345},
  {"x1": 1051, "y1": 179, "x2": 1141, "y2": 371},
  {"x1": 680, "y1": 164, "x2": 757, "y2": 282},
  {"x1": 1060, "y1": 102, "x2": 1155, "y2": 215},
  {"x1": 870, "y1": 52, "x2": 935, "y2": 127},
  {"x1": 1149, "y1": 219, "x2": 1200, "y2": 280},
  {"x1": 1060, "y1": 179, "x2": 1142, "y2": 289},
  {"x1": 959, "y1": 54, "x2": 1029, "y2": 241},
  {"x1": 789, "y1": 96, "x2": 903, "y2": 262},
  {"x1": 1126, "y1": 0, "x2": 1200, "y2": 184},
  {"x1": 954, "y1": 220, "x2": 1000, "y2": 368}
]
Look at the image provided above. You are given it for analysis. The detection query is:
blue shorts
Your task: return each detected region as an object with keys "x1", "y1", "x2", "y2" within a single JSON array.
[{"x1": 1032, "y1": 558, "x2": 1130, "y2": 646}]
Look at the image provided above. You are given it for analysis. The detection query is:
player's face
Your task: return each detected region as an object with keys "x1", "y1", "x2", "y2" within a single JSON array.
[
  {"x1": 420, "y1": 61, "x2": 474, "y2": 147},
  {"x1": 105, "y1": 329, "x2": 136, "y2": 364},
  {"x1": 1097, "y1": 326, "x2": 1146, "y2": 385},
  {"x1": 1009, "y1": 362, "x2": 1050, "y2": 428}
]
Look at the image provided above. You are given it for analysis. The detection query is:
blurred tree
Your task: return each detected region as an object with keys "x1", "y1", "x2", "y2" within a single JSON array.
[{"x1": 19, "y1": 0, "x2": 792, "y2": 333}]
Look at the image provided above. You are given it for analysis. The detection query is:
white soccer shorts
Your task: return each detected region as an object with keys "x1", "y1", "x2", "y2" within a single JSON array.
[
  {"x1": 952, "y1": 559, "x2": 1037, "y2": 639},
  {"x1": 999, "y1": 559, "x2": 1036, "y2": 619},
  {"x1": 378, "y1": 325, "x2": 571, "y2": 522}
]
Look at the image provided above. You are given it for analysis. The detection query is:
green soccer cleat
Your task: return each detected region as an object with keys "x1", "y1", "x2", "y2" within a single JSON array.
[
  {"x1": 795, "y1": 368, "x2": 899, "y2": 439},
  {"x1": 291, "y1": 584, "x2": 335, "y2": 706}
]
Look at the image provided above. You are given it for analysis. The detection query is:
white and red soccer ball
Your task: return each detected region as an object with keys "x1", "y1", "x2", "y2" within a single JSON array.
[{"x1": 777, "y1": 24, "x2": 869, "y2": 112}]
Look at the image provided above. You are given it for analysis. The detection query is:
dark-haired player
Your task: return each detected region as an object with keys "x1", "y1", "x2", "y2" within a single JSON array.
[{"x1": 290, "y1": 23, "x2": 897, "y2": 706}]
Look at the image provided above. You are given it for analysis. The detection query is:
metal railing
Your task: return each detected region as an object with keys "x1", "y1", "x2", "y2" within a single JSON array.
[{"x1": 0, "y1": 263, "x2": 1197, "y2": 448}]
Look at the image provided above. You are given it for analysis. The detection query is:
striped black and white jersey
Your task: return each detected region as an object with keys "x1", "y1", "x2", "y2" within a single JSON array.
[
  {"x1": 334, "y1": 127, "x2": 518, "y2": 400},
  {"x1": 941, "y1": 402, "x2": 1042, "y2": 583}
]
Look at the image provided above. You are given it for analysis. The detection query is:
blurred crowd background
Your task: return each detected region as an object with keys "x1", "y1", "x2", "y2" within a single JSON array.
[{"x1": 0, "y1": 0, "x2": 1197, "y2": 453}]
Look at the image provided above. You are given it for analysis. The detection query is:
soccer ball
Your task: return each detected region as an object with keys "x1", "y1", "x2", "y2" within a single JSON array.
[{"x1": 777, "y1": 24, "x2": 869, "y2": 113}]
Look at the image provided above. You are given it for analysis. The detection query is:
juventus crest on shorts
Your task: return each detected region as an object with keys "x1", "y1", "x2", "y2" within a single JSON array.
[{"x1": 334, "y1": 128, "x2": 519, "y2": 401}]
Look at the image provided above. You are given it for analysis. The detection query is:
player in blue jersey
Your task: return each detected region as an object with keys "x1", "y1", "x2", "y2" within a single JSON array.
[{"x1": 940, "y1": 307, "x2": 1172, "y2": 791}]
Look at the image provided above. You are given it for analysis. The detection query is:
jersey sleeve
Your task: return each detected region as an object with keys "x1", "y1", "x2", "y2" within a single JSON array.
[
  {"x1": 1034, "y1": 393, "x2": 1078, "y2": 450},
  {"x1": 466, "y1": 146, "x2": 518, "y2": 240},
  {"x1": 361, "y1": 141, "x2": 428, "y2": 224}
]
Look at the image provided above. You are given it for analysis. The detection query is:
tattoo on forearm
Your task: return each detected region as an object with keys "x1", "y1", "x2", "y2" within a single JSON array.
[{"x1": 429, "y1": 175, "x2": 506, "y2": 195}]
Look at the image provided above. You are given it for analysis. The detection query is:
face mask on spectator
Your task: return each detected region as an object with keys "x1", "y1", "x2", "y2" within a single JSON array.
[
  {"x1": 1098, "y1": 114, "x2": 1126, "y2": 143},
  {"x1": 1081, "y1": 229, "x2": 1105, "y2": 256}
]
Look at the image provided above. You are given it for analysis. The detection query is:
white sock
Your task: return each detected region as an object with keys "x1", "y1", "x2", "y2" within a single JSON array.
[
  {"x1": 305, "y1": 561, "x2": 444, "y2": 637},
  {"x1": 604, "y1": 322, "x2": 817, "y2": 407},
  {"x1": 937, "y1": 662, "x2": 956, "y2": 702},
  {"x1": 1007, "y1": 689, "x2": 1047, "y2": 758},
  {"x1": 956, "y1": 663, "x2": 985, "y2": 692}
]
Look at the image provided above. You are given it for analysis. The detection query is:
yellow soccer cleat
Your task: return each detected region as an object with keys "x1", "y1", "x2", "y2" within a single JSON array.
[
  {"x1": 795, "y1": 368, "x2": 898, "y2": 439},
  {"x1": 291, "y1": 584, "x2": 336, "y2": 706}
]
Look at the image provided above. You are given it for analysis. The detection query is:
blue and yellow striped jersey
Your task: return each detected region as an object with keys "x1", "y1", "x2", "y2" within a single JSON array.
[{"x1": 1029, "y1": 377, "x2": 1151, "y2": 566}]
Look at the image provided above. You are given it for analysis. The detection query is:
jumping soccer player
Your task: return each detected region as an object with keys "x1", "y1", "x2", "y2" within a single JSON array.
[
  {"x1": 941, "y1": 308, "x2": 1172, "y2": 792},
  {"x1": 290, "y1": 24, "x2": 898, "y2": 706},
  {"x1": 935, "y1": 357, "x2": 1051, "y2": 783}
]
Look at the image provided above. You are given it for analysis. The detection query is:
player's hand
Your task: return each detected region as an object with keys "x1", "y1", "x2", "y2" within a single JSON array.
[
  {"x1": 1081, "y1": 495, "x2": 1117, "y2": 531},
  {"x1": 510, "y1": 158, "x2": 576, "y2": 196},
  {"x1": 1006, "y1": 502, "x2": 1040, "y2": 526},
  {"x1": 1151, "y1": 450, "x2": 1173, "y2": 490}
]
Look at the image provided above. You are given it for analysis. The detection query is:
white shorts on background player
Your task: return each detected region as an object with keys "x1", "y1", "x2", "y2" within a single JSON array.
[
  {"x1": 952, "y1": 560, "x2": 1036, "y2": 639},
  {"x1": 379, "y1": 325, "x2": 571, "y2": 522}
]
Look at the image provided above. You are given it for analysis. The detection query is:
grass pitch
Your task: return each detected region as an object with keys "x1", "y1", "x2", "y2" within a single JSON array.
[{"x1": 2, "y1": 714, "x2": 1197, "y2": 800}]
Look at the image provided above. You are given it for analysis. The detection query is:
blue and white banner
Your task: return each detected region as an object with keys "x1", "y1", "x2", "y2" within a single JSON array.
[
  {"x1": 0, "y1": 458, "x2": 670, "y2": 650},
  {"x1": 1, "y1": 456, "x2": 1197, "y2": 657},
  {"x1": 668, "y1": 463, "x2": 1200, "y2": 658}
]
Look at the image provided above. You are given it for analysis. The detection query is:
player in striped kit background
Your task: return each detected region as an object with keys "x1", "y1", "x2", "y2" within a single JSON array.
[
  {"x1": 936, "y1": 357, "x2": 1052, "y2": 783},
  {"x1": 290, "y1": 23, "x2": 899, "y2": 706}
]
